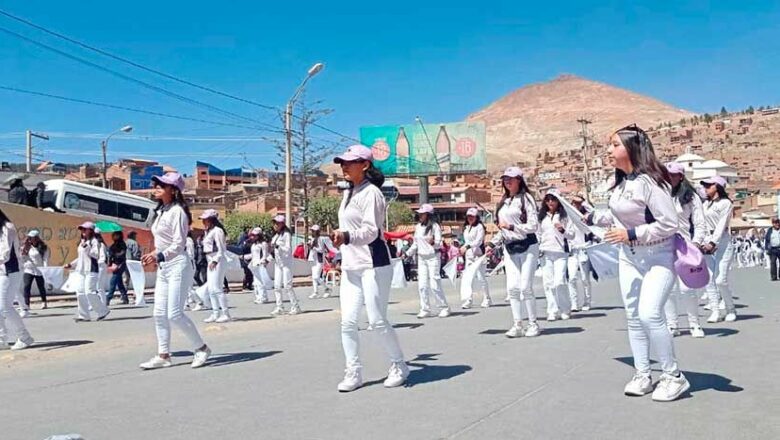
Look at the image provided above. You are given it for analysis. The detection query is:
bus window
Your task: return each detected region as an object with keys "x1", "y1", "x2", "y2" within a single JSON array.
[
  {"x1": 118, "y1": 202, "x2": 150, "y2": 223},
  {"x1": 63, "y1": 192, "x2": 118, "y2": 217}
]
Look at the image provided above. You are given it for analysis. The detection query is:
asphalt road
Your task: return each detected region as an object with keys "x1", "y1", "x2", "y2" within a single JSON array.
[{"x1": 1, "y1": 267, "x2": 779, "y2": 440}]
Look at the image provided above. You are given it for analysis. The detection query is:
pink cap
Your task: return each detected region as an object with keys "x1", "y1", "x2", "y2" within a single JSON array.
[
  {"x1": 199, "y1": 209, "x2": 219, "y2": 220},
  {"x1": 273, "y1": 214, "x2": 286, "y2": 223},
  {"x1": 152, "y1": 172, "x2": 185, "y2": 192},
  {"x1": 666, "y1": 162, "x2": 686, "y2": 175},
  {"x1": 310, "y1": 224, "x2": 320, "y2": 231},
  {"x1": 501, "y1": 166, "x2": 523, "y2": 179},
  {"x1": 416, "y1": 203, "x2": 434, "y2": 214},
  {"x1": 700, "y1": 176, "x2": 727, "y2": 187},
  {"x1": 334, "y1": 145, "x2": 373, "y2": 164},
  {"x1": 466, "y1": 207, "x2": 479, "y2": 217},
  {"x1": 78, "y1": 221, "x2": 95, "y2": 230},
  {"x1": 674, "y1": 235, "x2": 710, "y2": 289}
]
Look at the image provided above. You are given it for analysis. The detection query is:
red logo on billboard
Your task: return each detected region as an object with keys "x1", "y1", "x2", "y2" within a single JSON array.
[
  {"x1": 455, "y1": 137, "x2": 477, "y2": 159},
  {"x1": 372, "y1": 140, "x2": 390, "y2": 161}
]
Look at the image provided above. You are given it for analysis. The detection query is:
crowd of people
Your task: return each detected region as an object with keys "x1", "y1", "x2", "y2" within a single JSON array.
[{"x1": 0, "y1": 124, "x2": 762, "y2": 403}]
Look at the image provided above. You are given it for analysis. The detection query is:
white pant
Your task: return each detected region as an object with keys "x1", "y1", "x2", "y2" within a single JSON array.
[
  {"x1": 153, "y1": 254, "x2": 205, "y2": 354},
  {"x1": 310, "y1": 262, "x2": 328, "y2": 295},
  {"x1": 567, "y1": 250, "x2": 592, "y2": 309},
  {"x1": 274, "y1": 261, "x2": 299, "y2": 308},
  {"x1": 705, "y1": 236, "x2": 735, "y2": 312},
  {"x1": 340, "y1": 266, "x2": 404, "y2": 369},
  {"x1": 75, "y1": 271, "x2": 109, "y2": 320},
  {"x1": 664, "y1": 279, "x2": 701, "y2": 328},
  {"x1": 0, "y1": 272, "x2": 32, "y2": 343},
  {"x1": 417, "y1": 255, "x2": 448, "y2": 312},
  {"x1": 97, "y1": 263, "x2": 108, "y2": 303},
  {"x1": 250, "y1": 265, "x2": 271, "y2": 301},
  {"x1": 460, "y1": 256, "x2": 490, "y2": 303},
  {"x1": 14, "y1": 278, "x2": 27, "y2": 311},
  {"x1": 542, "y1": 251, "x2": 570, "y2": 315},
  {"x1": 197, "y1": 258, "x2": 228, "y2": 314},
  {"x1": 618, "y1": 241, "x2": 679, "y2": 376},
  {"x1": 504, "y1": 244, "x2": 538, "y2": 324}
]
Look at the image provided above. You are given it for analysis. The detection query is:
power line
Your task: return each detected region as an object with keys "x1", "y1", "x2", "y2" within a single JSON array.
[{"x1": 0, "y1": 9, "x2": 359, "y2": 143}]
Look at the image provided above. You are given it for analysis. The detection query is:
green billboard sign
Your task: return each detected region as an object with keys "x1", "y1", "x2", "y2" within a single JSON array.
[{"x1": 359, "y1": 121, "x2": 486, "y2": 176}]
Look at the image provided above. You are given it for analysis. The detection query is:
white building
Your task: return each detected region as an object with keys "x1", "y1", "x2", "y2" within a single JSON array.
[{"x1": 673, "y1": 153, "x2": 738, "y2": 186}]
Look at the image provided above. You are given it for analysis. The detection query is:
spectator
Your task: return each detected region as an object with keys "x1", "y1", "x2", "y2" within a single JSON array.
[
  {"x1": 106, "y1": 231, "x2": 129, "y2": 305},
  {"x1": 6, "y1": 176, "x2": 28, "y2": 205},
  {"x1": 765, "y1": 218, "x2": 780, "y2": 281},
  {"x1": 126, "y1": 231, "x2": 141, "y2": 261},
  {"x1": 21, "y1": 229, "x2": 49, "y2": 311},
  {"x1": 194, "y1": 234, "x2": 207, "y2": 286}
]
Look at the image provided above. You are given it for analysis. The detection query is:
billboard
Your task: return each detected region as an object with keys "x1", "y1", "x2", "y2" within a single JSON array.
[
  {"x1": 130, "y1": 165, "x2": 164, "y2": 190},
  {"x1": 360, "y1": 121, "x2": 486, "y2": 176}
]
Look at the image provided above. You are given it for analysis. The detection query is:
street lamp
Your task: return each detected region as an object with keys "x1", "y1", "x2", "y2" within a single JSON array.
[
  {"x1": 102, "y1": 125, "x2": 133, "y2": 189},
  {"x1": 285, "y1": 62, "x2": 324, "y2": 225}
]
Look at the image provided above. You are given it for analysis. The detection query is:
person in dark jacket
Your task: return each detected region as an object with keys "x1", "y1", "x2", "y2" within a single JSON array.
[
  {"x1": 7, "y1": 177, "x2": 28, "y2": 205},
  {"x1": 765, "y1": 218, "x2": 780, "y2": 281},
  {"x1": 106, "y1": 231, "x2": 129, "y2": 304}
]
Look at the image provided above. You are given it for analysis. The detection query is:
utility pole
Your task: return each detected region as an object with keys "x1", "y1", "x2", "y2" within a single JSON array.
[
  {"x1": 101, "y1": 140, "x2": 108, "y2": 188},
  {"x1": 26, "y1": 130, "x2": 49, "y2": 173},
  {"x1": 577, "y1": 117, "x2": 593, "y2": 204}
]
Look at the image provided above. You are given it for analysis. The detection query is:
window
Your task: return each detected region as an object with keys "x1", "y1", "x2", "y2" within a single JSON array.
[
  {"x1": 63, "y1": 192, "x2": 149, "y2": 223},
  {"x1": 118, "y1": 202, "x2": 150, "y2": 222}
]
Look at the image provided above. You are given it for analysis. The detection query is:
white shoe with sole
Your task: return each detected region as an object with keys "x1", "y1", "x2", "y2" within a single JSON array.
[
  {"x1": 416, "y1": 310, "x2": 433, "y2": 319},
  {"x1": 192, "y1": 347, "x2": 212, "y2": 368},
  {"x1": 505, "y1": 324, "x2": 524, "y2": 338},
  {"x1": 560, "y1": 313, "x2": 571, "y2": 320},
  {"x1": 270, "y1": 306, "x2": 285, "y2": 316},
  {"x1": 461, "y1": 299, "x2": 472, "y2": 309},
  {"x1": 140, "y1": 356, "x2": 172, "y2": 370},
  {"x1": 724, "y1": 311, "x2": 737, "y2": 322},
  {"x1": 652, "y1": 373, "x2": 690, "y2": 402},
  {"x1": 547, "y1": 313, "x2": 558, "y2": 322},
  {"x1": 384, "y1": 362, "x2": 410, "y2": 388},
  {"x1": 338, "y1": 368, "x2": 363, "y2": 392},
  {"x1": 192, "y1": 303, "x2": 205, "y2": 311},
  {"x1": 203, "y1": 313, "x2": 219, "y2": 323},
  {"x1": 438, "y1": 308, "x2": 451, "y2": 318},
  {"x1": 215, "y1": 314, "x2": 232, "y2": 323},
  {"x1": 308, "y1": 293, "x2": 319, "y2": 299},
  {"x1": 624, "y1": 373, "x2": 653, "y2": 396},
  {"x1": 668, "y1": 325, "x2": 681, "y2": 337},
  {"x1": 481, "y1": 298, "x2": 492, "y2": 308},
  {"x1": 11, "y1": 337, "x2": 34, "y2": 351},
  {"x1": 289, "y1": 305, "x2": 302, "y2": 315},
  {"x1": 524, "y1": 322, "x2": 541, "y2": 337},
  {"x1": 706, "y1": 310, "x2": 721, "y2": 323},
  {"x1": 690, "y1": 326, "x2": 705, "y2": 338},
  {"x1": 581, "y1": 304, "x2": 591, "y2": 311}
]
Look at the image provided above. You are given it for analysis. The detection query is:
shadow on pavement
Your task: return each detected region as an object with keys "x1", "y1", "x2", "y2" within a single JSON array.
[
  {"x1": 590, "y1": 306, "x2": 624, "y2": 311},
  {"x1": 206, "y1": 350, "x2": 283, "y2": 368},
  {"x1": 104, "y1": 316, "x2": 152, "y2": 322},
  {"x1": 733, "y1": 314, "x2": 762, "y2": 321},
  {"x1": 405, "y1": 353, "x2": 472, "y2": 387},
  {"x1": 233, "y1": 316, "x2": 274, "y2": 322},
  {"x1": 702, "y1": 328, "x2": 739, "y2": 337},
  {"x1": 450, "y1": 311, "x2": 479, "y2": 317},
  {"x1": 614, "y1": 357, "x2": 744, "y2": 396},
  {"x1": 301, "y1": 309, "x2": 333, "y2": 315},
  {"x1": 27, "y1": 313, "x2": 72, "y2": 319},
  {"x1": 542, "y1": 326, "x2": 585, "y2": 335},
  {"x1": 34, "y1": 340, "x2": 93, "y2": 351},
  {"x1": 572, "y1": 312, "x2": 608, "y2": 319},
  {"x1": 393, "y1": 323, "x2": 424, "y2": 330}
]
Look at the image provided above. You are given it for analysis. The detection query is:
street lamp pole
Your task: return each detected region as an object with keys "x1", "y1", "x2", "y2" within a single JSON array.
[
  {"x1": 102, "y1": 125, "x2": 133, "y2": 189},
  {"x1": 285, "y1": 62, "x2": 324, "y2": 225}
]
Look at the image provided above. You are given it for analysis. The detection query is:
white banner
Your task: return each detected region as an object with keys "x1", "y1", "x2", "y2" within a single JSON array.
[
  {"x1": 442, "y1": 258, "x2": 458, "y2": 287},
  {"x1": 390, "y1": 258, "x2": 407, "y2": 289},
  {"x1": 38, "y1": 267, "x2": 65, "y2": 290},
  {"x1": 585, "y1": 242, "x2": 619, "y2": 279},
  {"x1": 126, "y1": 261, "x2": 147, "y2": 307},
  {"x1": 556, "y1": 193, "x2": 607, "y2": 240},
  {"x1": 459, "y1": 256, "x2": 486, "y2": 301},
  {"x1": 60, "y1": 271, "x2": 80, "y2": 293}
]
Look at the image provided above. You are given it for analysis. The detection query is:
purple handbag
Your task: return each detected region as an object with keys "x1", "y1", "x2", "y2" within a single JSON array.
[{"x1": 673, "y1": 233, "x2": 710, "y2": 289}]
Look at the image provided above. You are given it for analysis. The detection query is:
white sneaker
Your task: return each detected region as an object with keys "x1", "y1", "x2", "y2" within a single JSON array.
[
  {"x1": 337, "y1": 368, "x2": 363, "y2": 392},
  {"x1": 461, "y1": 299, "x2": 472, "y2": 309},
  {"x1": 505, "y1": 324, "x2": 524, "y2": 338},
  {"x1": 289, "y1": 305, "x2": 302, "y2": 315},
  {"x1": 652, "y1": 372, "x2": 690, "y2": 402},
  {"x1": 571, "y1": 306, "x2": 580, "y2": 313},
  {"x1": 560, "y1": 313, "x2": 571, "y2": 320},
  {"x1": 703, "y1": 303, "x2": 712, "y2": 311},
  {"x1": 11, "y1": 337, "x2": 33, "y2": 350},
  {"x1": 270, "y1": 306, "x2": 285, "y2": 316},
  {"x1": 724, "y1": 311, "x2": 737, "y2": 322},
  {"x1": 480, "y1": 298, "x2": 492, "y2": 308},
  {"x1": 581, "y1": 304, "x2": 591, "y2": 311},
  {"x1": 19, "y1": 309, "x2": 30, "y2": 318},
  {"x1": 215, "y1": 314, "x2": 232, "y2": 323},
  {"x1": 308, "y1": 293, "x2": 319, "y2": 299},
  {"x1": 416, "y1": 310, "x2": 433, "y2": 319},
  {"x1": 438, "y1": 308, "x2": 451, "y2": 318},
  {"x1": 525, "y1": 321, "x2": 541, "y2": 337},
  {"x1": 383, "y1": 362, "x2": 410, "y2": 388},
  {"x1": 253, "y1": 298, "x2": 262, "y2": 304},
  {"x1": 547, "y1": 313, "x2": 558, "y2": 322},
  {"x1": 706, "y1": 310, "x2": 721, "y2": 323},
  {"x1": 504, "y1": 295, "x2": 511, "y2": 302},
  {"x1": 192, "y1": 347, "x2": 212, "y2": 368},
  {"x1": 192, "y1": 303, "x2": 205, "y2": 311},
  {"x1": 624, "y1": 373, "x2": 653, "y2": 396},
  {"x1": 140, "y1": 355, "x2": 172, "y2": 370},
  {"x1": 203, "y1": 313, "x2": 219, "y2": 323},
  {"x1": 322, "y1": 291, "x2": 332, "y2": 299},
  {"x1": 668, "y1": 325, "x2": 681, "y2": 337},
  {"x1": 718, "y1": 300, "x2": 726, "y2": 310},
  {"x1": 690, "y1": 326, "x2": 705, "y2": 338}
]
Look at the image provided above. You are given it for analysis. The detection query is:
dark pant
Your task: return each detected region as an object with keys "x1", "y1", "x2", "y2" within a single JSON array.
[
  {"x1": 106, "y1": 268, "x2": 128, "y2": 303},
  {"x1": 770, "y1": 250, "x2": 780, "y2": 280},
  {"x1": 23, "y1": 273, "x2": 47, "y2": 305},
  {"x1": 194, "y1": 264, "x2": 207, "y2": 286}
]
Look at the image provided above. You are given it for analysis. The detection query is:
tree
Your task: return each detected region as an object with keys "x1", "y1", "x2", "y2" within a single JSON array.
[
  {"x1": 720, "y1": 106, "x2": 728, "y2": 117},
  {"x1": 387, "y1": 200, "x2": 414, "y2": 230},
  {"x1": 703, "y1": 113, "x2": 713, "y2": 124},
  {"x1": 746, "y1": 105, "x2": 755, "y2": 115},
  {"x1": 307, "y1": 195, "x2": 341, "y2": 229},
  {"x1": 223, "y1": 212, "x2": 273, "y2": 243},
  {"x1": 679, "y1": 118, "x2": 687, "y2": 127}
]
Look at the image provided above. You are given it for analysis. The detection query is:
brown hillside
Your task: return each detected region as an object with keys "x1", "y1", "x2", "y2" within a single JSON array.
[{"x1": 467, "y1": 74, "x2": 694, "y2": 170}]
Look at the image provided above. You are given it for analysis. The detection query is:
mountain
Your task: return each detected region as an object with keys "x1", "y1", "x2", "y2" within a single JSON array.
[{"x1": 466, "y1": 74, "x2": 694, "y2": 170}]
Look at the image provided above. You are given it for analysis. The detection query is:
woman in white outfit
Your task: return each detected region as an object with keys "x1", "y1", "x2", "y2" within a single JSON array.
[
  {"x1": 538, "y1": 191, "x2": 574, "y2": 321},
  {"x1": 567, "y1": 195, "x2": 593, "y2": 312},
  {"x1": 66, "y1": 222, "x2": 111, "y2": 322},
  {"x1": 700, "y1": 176, "x2": 737, "y2": 323},
  {"x1": 21, "y1": 229, "x2": 50, "y2": 314},
  {"x1": 331, "y1": 144, "x2": 408, "y2": 392},
  {"x1": 588, "y1": 124, "x2": 689, "y2": 402},
  {"x1": 404, "y1": 204, "x2": 451, "y2": 318},
  {"x1": 200, "y1": 209, "x2": 231, "y2": 323},
  {"x1": 486, "y1": 166, "x2": 541, "y2": 338},
  {"x1": 246, "y1": 228, "x2": 271, "y2": 304},
  {"x1": 0, "y1": 208, "x2": 35, "y2": 350},
  {"x1": 663, "y1": 162, "x2": 707, "y2": 338},
  {"x1": 139, "y1": 172, "x2": 211, "y2": 369},
  {"x1": 459, "y1": 207, "x2": 491, "y2": 309},
  {"x1": 270, "y1": 215, "x2": 301, "y2": 316},
  {"x1": 94, "y1": 228, "x2": 109, "y2": 305},
  {"x1": 308, "y1": 224, "x2": 334, "y2": 299}
]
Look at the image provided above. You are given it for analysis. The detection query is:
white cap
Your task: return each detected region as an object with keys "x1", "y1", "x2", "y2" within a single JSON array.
[
  {"x1": 251, "y1": 227, "x2": 262, "y2": 235},
  {"x1": 27, "y1": 229, "x2": 40, "y2": 238},
  {"x1": 501, "y1": 166, "x2": 523, "y2": 179},
  {"x1": 199, "y1": 209, "x2": 219, "y2": 220},
  {"x1": 310, "y1": 224, "x2": 320, "y2": 231},
  {"x1": 273, "y1": 214, "x2": 286, "y2": 223},
  {"x1": 416, "y1": 203, "x2": 434, "y2": 214},
  {"x1": 466, "y1": 207, "x2": 479, "y2": 217}
]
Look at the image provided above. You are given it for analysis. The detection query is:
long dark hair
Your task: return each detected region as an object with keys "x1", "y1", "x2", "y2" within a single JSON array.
[
  {"x1": 206, "y1": 217, "x2": 226, "y2": 234},
  {"x1": 495, "y1": 176, "x2": 534, "y2": 224},
  {"x1": 463, "y1": 213, "x2": 483, "y2": 230},
  {"x1": 23, "y1": 236, "x2": 47, "y2": 256},
  {"x1": 417, "y1": 213, "x2": 437, "y2": 236},
  {"x1": 274, "y1": 222, "x2": 291, "y2": 236},
  {"x1": 0, "y1": 207, "x2": 9, "y2": 232},
  {"x1": 155, "y1": 185, "x2": 193, "y2": 225},
  {"x1": 672, "y1": 177, "x2": 697, "y2": 205},
  {"x1": 538, "y1": 193, "x2": 567, "y2": 222},
  {"x1": 365, "y1": 161, "x2": 385, "y2": 188},
  {"x1": 611, "y1": 125, "x2": 671, "y2": 190},
  {"x1": 707, "y1": 184, "x2": 731, "y2": 202}
]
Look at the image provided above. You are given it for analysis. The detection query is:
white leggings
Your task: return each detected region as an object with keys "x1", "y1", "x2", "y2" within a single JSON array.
[
  {"x1": 417, "y1": 255, "x2": 448, "y2": 312},
  {"x1": 0, "y1": 272, "x2": 32, "y2": 343},
  {"x1": 153, "y1": 254, "x2": 205, "y2": 354},
  {"x1": 705, "y1": 236, "x2": 735, "y2": 312},
  {"x1": 197, "y1": 259, "x2": 228, "y2": 313},
  {"x1": 504, "y1": 244, "x2": 538, "y2": 324},
  {"x1": 340, "y1": 266, "x2": 404, "y2": 369},
  {"x1": 274, "y1": 261, "x2": 299, "y2": 308},
  {"x1": 75, "y1": 272, "x2": 109, "y2": 320},
  {"x1": 618, "y1": 241, "x2": 679, "y2": 376},
  {"x1": 567, "y1": 251, "x2": 592, "y2": 308},
  {"x1": 250, "y1": 265, "x2": 271, "y2": 300},
  {"x1": 459, "y1": 256, "x2": 490, "y2": 302},
  {"x1": 311, "y1": 262, "x2": 326, "y2": 294},
  {"x1": 664, "y1": 279, "x2": 701, "y2": 328},
  {"x1": 542, "y1": 251, "x2": 570, "y2": 315}
]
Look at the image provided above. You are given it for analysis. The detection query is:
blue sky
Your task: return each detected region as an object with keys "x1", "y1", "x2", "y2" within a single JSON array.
[{"x1": 1, "y1": 0, "x2": 778, "y2": 174}]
